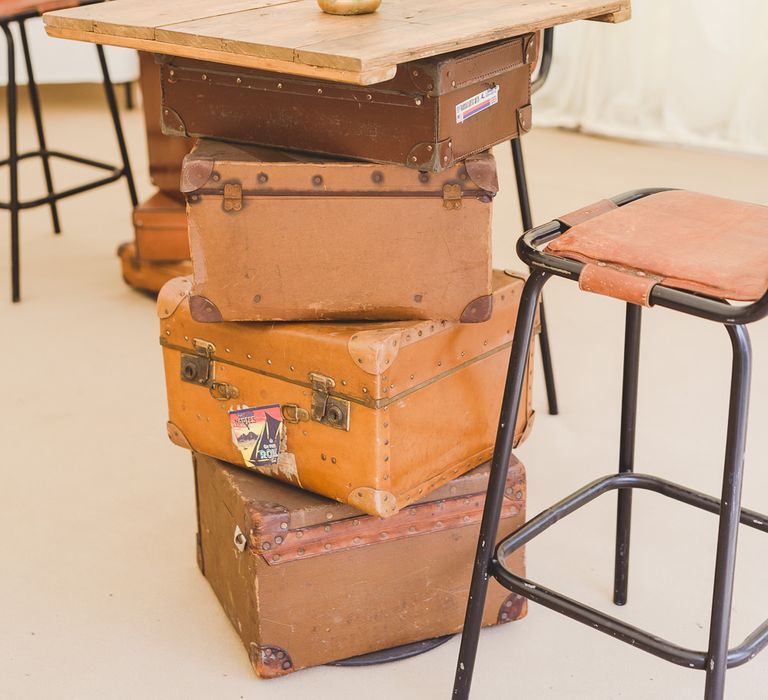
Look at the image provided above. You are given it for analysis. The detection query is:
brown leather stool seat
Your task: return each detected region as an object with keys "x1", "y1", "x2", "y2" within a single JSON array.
[{"x1": 546, "y1": 190, "x2": 768, "y2": 305}]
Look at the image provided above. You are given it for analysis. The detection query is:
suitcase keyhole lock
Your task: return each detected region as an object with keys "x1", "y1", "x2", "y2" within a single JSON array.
[
  {"x1": 183, "y1": 363, "x2": 198, "y2": 380},
  {"x1": 326, "y1": 405, "x2": 343, "y2": 425}
]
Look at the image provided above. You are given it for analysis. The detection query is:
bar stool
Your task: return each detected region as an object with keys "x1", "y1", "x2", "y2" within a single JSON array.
[
  {"x1": 1, "y1": 0, "x2": 138, "y2": 302},
  {"x1": 453, "y1": 188, "x2": 768, "y2": 699},
  {"x1": 511, "y1": 26, "x2": 558, "y2": 415}
]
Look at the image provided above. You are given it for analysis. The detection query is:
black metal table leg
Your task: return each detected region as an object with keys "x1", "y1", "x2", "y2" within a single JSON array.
[
  {"x1": 3, "y1": 22, "x2": 21, "y2": 302},
  {"x1": 511, "y1": 137, "x2": 558, "y2": 415},
  {"x1": 704, "y1": 323, "x2": 752, "y2": 699},
  {"x1": 453, "y1": 269, "x2": 550, "y2": 699},
  {"x1": 613, "y1": 303, "x2": 642, "y2": 605},
  {"x1": 18, "y1": 18, "x2": 61, "y2": 235},
  {"x1": 96, "y1": 44, "x2": 138, "y2": 208}
]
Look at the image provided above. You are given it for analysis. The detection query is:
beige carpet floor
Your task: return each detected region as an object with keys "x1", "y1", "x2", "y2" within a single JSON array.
[{"x1": 2, "y1": 84, "x2": 768, "y2": 699}]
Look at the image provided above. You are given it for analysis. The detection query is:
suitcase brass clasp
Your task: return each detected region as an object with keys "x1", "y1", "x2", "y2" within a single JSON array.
[
  {"x1": 282, "y1": 404, "x2": 310, "y2": 423},
  {"x1": 180, "y1": 339, "x2": 239, "y2": 400},
  {"x1": 309, "y1": 372, "x2": 350, "y2": 431},
  {"x1": 223, "y1": 182, "x2": 243, "y2": 212},
  {"x1": 442, "y1": 183, "x2": 462, "y2": 210}
]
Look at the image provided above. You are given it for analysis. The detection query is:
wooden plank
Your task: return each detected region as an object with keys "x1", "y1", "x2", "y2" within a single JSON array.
[
  {"x1": 44, "y1": 25, "x2": 397, "y2": 83},
  {"x1": 155, "y1": 1, "x2": 403, "y2": 62},
  {"x1": 43, "y1": 0, "x2": 631, "y2": 84},
  {"x1": 45, "y1": 0, "x2": 298, "y2": 39},
  {"x1": 294, "y1": 0, "x2": 628, "y2": 72}
]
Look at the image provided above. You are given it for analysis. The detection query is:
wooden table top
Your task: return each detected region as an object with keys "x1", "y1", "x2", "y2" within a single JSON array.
[{"x1": 44, "y1": 0, "x2": 630, "y2": 85}]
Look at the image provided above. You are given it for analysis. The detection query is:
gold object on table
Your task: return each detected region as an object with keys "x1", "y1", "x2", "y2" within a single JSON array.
[{"x1": 317, "y1": 0, "x2": 381, "y2": 15}]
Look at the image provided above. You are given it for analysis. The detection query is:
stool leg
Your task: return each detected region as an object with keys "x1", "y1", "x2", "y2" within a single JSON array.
[
  {"x1": 704, "y1": 323, "x2": 751, "y2": 700},
  {"x1": 96, "y1": 45, "x2": 138, "y2": 208},
  {"x1": 614, "y1": 303, "x2": 642, "y2": 605},
  {"x1": 511, "y1": 137, "x2": 558, "y2": 416},
  {"x1": 18, "y1": 19, "x2": 60, "y2": 235},
  {"x1": 453, "y1": 269, "x2": 549, "y2": 700},
  {"x1": 3, "y1": 22, "x2": 21, "y2": 302}
]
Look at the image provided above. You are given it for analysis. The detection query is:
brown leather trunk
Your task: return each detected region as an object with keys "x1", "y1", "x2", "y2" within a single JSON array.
[
  {"x1": 159, "y1": 271, "x2": 535, "y2": 517},
  {"x1": 138, "y1": 51, "x2": 194, "y2": 197},
  {"x1": 159, "y1": 34, "x2": 534, "y2": 172},
  {"x1": 118, "y1": 241, "x2": 192, "y2": 294},
  {"x1": 183, "y1": 139, "x2": 497, "y2": 323},
  {"x1": 193, "y1": 451, "x2": 527, "y2": 677},
  {"x1": 133, "y1": 191, "x2": 190, "y2": 262}
]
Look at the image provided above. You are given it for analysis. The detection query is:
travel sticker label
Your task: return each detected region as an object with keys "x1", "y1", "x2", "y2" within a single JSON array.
[
  {"x1": 455, "y1": 86, "x2": 499, "y2": 124},
  {"x1": 229, "y1": 404, "x2": 284, "y2": 468}
]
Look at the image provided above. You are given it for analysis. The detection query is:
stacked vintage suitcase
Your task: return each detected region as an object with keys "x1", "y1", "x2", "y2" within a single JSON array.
[
  {"x1": 117, "y1": 53, "x2": 194, "y2": 293},
  {"x1": 155, "y1": 33, "x2": 540, "y2": 676}
]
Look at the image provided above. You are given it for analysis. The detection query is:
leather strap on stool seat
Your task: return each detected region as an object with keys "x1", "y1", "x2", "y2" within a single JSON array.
[
  {"x1": 579, "y1": 263, "x2": 661, "y2": 306},
  {"x1": 557, "y1": 199, "x2": 617, "y2": 228}
]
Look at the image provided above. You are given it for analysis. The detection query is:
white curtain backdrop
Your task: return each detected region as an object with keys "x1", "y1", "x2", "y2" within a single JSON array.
[{"x1": 534, "y1": 0, "x2": 768, "y2": 156}]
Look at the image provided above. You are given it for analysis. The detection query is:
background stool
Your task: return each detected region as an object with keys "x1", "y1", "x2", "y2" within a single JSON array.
[
  {"x1": 1, "y1": 0, "x2": 138, "y2": 302},
  {"x1": 453, "y1": 188, "x2": 768, "y2": 699},
  {"x1": 511, "y1": 26, "x2": 558, "y2": 415}
]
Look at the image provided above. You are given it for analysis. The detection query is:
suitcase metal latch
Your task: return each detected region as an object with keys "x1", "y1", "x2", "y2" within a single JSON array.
[
  {"x1": 443, "y1": 183, "x2": 462, "y2": 210},
  {"x1": 180, "y1": 338, "x2": 239, "y2": 401},
  {"x1": 223, "y1": 182, "x2": 243, "y2": 212},
  {"x1": 309, "y1": 372, "x2": 350, "y2": 431},
  {"x1": 282, "y1": 404, "x2": 310, "y2": 423}
]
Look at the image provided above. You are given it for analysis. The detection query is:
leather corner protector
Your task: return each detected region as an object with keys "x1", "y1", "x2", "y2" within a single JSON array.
[
  {"x1": 189, "y1": 295, "x2": 223, "y2": 323},
  {"x1": 347, "y1": 486, "x2": 399, "y2": 518},
  {"x1": 167, "y1": 421, "x2": 192, "y2": 450},
  {"x1": 406, "y1": 138, "x2": 453, "y2": 172},
  {"x1": 180, "y1": 154, "x2": 214, "y2": 194},
  {"x1": 578, "y1": 263, "x2": 660, "y2": 307},
  {"x1": 156, "y1": 276, "x2": 191, "y2": 319},
  {"x1": 517, "y1": 104, "x2": 532, "y2": 134},
  {"x1": 460, "y1": 294, "x2": 493, "y2": 323},
  {"x1": 497, "y1": 593, "x2": 527, "y2": 625},
  {"x1": 116, "y1": 241, "x2": 130, "y2": 258},
  {"x1": 250, "y1": 643, "x2": 294, "y2": 678},
  {"x1": 246, "y1": 500, "x2": 290, "y2": 543},
  {"x1": 160, "y1": 106, "x2": 188, "y2": 138},
  {"x1": 464, "y1": 152, "x2": 499, "y2": 194},
  {"x1": 347, "y1": 328, "x2": 404, "y2": 375}
]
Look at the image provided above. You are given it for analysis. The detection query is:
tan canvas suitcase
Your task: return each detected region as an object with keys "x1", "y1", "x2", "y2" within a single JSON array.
[
  {"x1": 133, "y1": 191, "x2": 189, "y2": 262},
  {"x1": 118, "y1": 242, "x2": 192, "y2": 295},
  {"x1": 183, "y1": 139, "x2": 497, "y2": 324},
  {"x1": 193, "y1": 451, "x2": 527, "y2": 677},
  {"x1": 160, "y1": 34, "x2": 534, "y2": 172},
  {"x1": 159, "y1": 271, "x2": 535, "y2": 517},
  {"x1": 139, "y1": 51, "x2": 194, "y2": 197}
]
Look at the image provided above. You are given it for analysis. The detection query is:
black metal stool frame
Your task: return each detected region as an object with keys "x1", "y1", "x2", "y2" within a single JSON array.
[
  {"x1": 1, "y1": 7, "x2": 138, "y2": 302},
  {"x1": 510, "y1": 27, "x2": 558, "y2": 416},
  {"x1": 453, "y1": 187, "x2": 768, "y2": 700}
]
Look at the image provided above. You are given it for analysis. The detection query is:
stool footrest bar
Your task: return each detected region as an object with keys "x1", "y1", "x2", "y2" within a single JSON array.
[{"x1": 491, "y1": 472, "x2": 768, "y2": 670}]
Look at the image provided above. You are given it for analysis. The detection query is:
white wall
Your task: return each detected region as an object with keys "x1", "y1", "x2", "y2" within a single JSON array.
[
  {"x1": 0, "y1": 17, "x2": 138, "y2": 85},
  {"x1": 534, "y1": 0, "x2": 768, "y2": 156}
]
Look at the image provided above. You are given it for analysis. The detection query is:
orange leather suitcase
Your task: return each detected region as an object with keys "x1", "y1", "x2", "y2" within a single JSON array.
[
  {"x1": 118, "y1": 242, "x2": 192, "y2": 294},
  {"x1": 183, "y1": 139, "x2": 497, "y2": 323},
  {"x1": 159, "y1": 271, "x2": 535, "y2": 517},
  {"x1": 133, "y1": 191, "x2": 189, "y2": 262},
  {"x1": 139, "y1": 51, "x2": 194, "y2": 197},
  {"x1": 193, "y1": 451, "x2": 527, "y2": 677}
]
